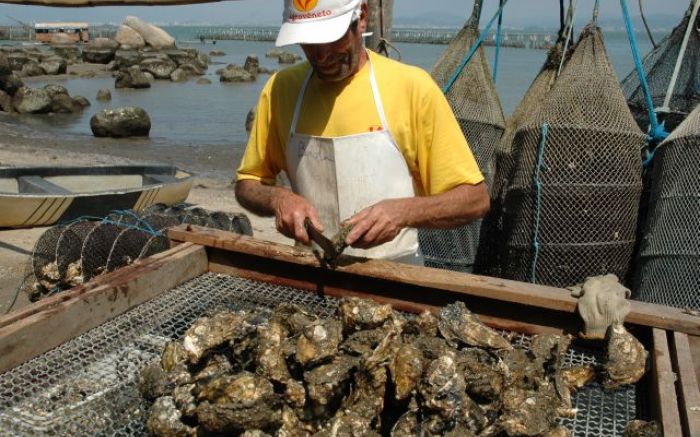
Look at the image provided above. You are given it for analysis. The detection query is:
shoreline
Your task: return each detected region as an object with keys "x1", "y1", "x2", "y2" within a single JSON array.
[{"x1": 0, "y1": 121, "x2": 292, "y2": 315}]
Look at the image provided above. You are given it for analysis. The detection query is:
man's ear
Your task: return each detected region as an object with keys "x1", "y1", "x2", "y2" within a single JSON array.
[{"x1": 358, "y1": 2, "x2": 369, "y2": 32}]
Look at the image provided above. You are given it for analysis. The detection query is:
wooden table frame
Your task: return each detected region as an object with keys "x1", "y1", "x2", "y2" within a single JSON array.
[{"x1": 0, "y1": 225, "x2": 698, "y2": 436}]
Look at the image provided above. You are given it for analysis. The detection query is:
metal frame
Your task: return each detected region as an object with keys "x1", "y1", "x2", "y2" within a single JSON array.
[{"x1": 0, "y1": 225, "x2": 698, "y2": 435}]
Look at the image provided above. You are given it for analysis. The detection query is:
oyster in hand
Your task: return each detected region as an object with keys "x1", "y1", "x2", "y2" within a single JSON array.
[
  {"x1": 604, "y1": 323, "x2": 648, "y2": 388},
  {"x1": 147, "y1": 396, "x2": 197, "y2": 437},
  {"x1": 438, "y1": 302, "x2": 512, "y2": 350},
  {"x1": 337, "y1": 297, "x2": 394, "y2": 332}
]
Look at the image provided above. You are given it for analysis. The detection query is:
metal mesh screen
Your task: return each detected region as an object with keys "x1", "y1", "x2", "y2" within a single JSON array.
[
  {"x1": 621, "y1": 6, "x2": 700, "y2": 133},
  {"x1": 0, "y1": 272, "x2": 642, "y2": 436},
  {"x1": 499, "y1": 24, "x2": 645, "y2": 287},
  {"x1": 634, "y1": 104, "x2": 700, "y2": 309},
  {"x1": 475, "y1": 42, "x2": 567, "y2": 277},
  {"x1": 419, "y1": 17, "x2": 506, "y2": 273}
]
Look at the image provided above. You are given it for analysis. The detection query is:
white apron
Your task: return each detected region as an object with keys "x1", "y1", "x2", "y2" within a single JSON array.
[{"x1": 285, "y1": 56, "x2": 420, "y2": 262}]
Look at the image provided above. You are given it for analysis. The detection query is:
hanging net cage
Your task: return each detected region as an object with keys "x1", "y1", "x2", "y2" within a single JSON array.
[
  {"x1": 499, "y1": 23, "x2": 645, "y2": 288},
  {"x1": 475, "y1": 40, "x2": 571, "y2": 277},
  {"x1": 418, "y1": 0, "x2": 506, "y2": 273},
  {"x1": 621, "y1": 3, "x2": 700, "y2": 134},
  {"x1": 634, "y1": 104, "x2": 700, "y2": 310}
]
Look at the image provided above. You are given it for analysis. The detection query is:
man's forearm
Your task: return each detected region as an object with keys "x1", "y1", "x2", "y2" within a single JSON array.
[
  {"x1": 402, "y1": 182, "x2": 490, "y2": 229},
  {"x1": 234, "y1": 179, "x2": 288, "y2": 217}
]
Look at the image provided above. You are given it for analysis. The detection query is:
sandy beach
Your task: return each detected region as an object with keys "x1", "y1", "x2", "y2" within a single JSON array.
[{"x1": 0, "y1": 113, "x2": 292, "y2": 315}]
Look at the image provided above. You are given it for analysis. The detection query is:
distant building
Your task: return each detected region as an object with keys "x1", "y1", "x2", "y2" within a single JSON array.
[{"x1": 34, "y1": 22, "x2": 89, "y2": 43}]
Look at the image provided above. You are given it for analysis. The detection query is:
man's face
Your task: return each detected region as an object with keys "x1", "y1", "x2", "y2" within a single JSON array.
[{"x1": 300, "y1": 5, "x2": 367, "y2": 82}]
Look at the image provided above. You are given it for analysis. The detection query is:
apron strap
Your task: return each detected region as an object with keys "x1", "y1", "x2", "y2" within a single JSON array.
[{"x1": 289, "y1": 67, "x2": 314, "y2": 138}]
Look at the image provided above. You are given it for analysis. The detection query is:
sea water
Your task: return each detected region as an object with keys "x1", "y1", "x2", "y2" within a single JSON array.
[{"x1": 1, "y1": 30, "x2": 658, "y2": 162}]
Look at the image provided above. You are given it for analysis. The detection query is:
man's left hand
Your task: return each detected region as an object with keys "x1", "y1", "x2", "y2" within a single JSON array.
[{"x1": 344, "y1": 199, "x2": 407, "y2": 249}]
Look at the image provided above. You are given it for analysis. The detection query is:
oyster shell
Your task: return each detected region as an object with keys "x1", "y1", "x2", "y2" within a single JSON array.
[
  {"x1": 172, "y1": 383, "x2": 196, "y2": 418},
  {"x1": 389, "y1": 343, "x2": 424, "y2": 401},
  {"x1": 161, "y1": 341, "x2": 188, "y2": 373},
  {"x1": 624, "y1": 420, "x2": 661, "y2": 437},
  {"x1": 147, "y1": 396, "x2": 197, "y2": 437},
  {"x1": 438, "y1": 302, "x2": 512, "y2": 350},
  {"x1": 496, "y1": 382, "x2": 561, "y2": 436},
  {"x1": 182, "y1": 310, "x2": 254, "y2": 364},
  {"x1": 418, "y1": 353, "x2": 466, "y2": 423},
  {"x1": 304, "y1": 354, "x2": 359, "y2": 408},
  {"x1": 192, "y1": 353, "x2": 232, "y2": 383},
  {"x1": 456, "y1": 348, "x2": 504, "y2": 401},
  {"x1": 195, "y1": 371, "x2": 282, "y2": 433},
  {"x1": 337, "y1": 296, "x2": 394, "y2": 332},
  {"x1": 341, "y1": 327, "x2": 391, "y2": 356},
  {"x1": 604, "y1": 323, "x2": 648, "y2": 388},
  {"x1": 257, "y1": 321, "x2": 292, "y2": 383},
  {"x1": 404, "y1": 310, "x2": 440, "y2": 338},
  {"x1": 543, "y1": 425, "x2": 573, "y2": 437},
  {"x1": 272, "y1": 303, "x2": 319, "y2": 335},
  {"x1": 296, "y1": 318, "x2": 344, "y2": 367}
]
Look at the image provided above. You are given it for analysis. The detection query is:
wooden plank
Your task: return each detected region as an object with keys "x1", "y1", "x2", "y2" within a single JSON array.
[
  {"x1": 689, "y1": 335, "x2": 700, "y2": 388},
  {"x1": 169, "y1": 226, "x2": 700, "y2": 335},
  {"x1": 672, "y1": 332, "x2": 700, "y2": 437},
  {"x1": 0, "y1": 243, "x2": 207, "y2": 374},
  {"x1": 651, "y1": 328, "x2": 683, "y2": 437}
]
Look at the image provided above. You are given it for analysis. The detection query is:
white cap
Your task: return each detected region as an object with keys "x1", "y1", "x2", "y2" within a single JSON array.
[{"x1": 276, "y1": 0, "x2": 363, "y2": 47}]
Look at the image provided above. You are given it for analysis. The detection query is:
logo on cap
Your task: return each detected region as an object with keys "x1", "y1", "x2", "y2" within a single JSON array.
[{"x1": 293, "y1": 0, "x2": 318, "y2": 12}]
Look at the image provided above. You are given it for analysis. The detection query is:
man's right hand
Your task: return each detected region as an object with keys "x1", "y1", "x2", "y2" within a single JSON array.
[{"x1": 272, "y1": 189, "x2": 323, "y2": 245}]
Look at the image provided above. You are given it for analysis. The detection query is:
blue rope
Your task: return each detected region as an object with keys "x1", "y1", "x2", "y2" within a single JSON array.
[
  {"x1": 443, "y1": 0, "x2": 510, "y2": 94},
  {"x1": 493, "y1": 0, "x2": 505, "y2": 82},
  {"x1": 61, "y1": 210, "x2": 162, "y2": 237},
  {"x1": 620, "y1": 0, "x2": 668, "y2": 163},
  {"x1": 530, "y1": 122, "x2": 549, "y2": 284}
]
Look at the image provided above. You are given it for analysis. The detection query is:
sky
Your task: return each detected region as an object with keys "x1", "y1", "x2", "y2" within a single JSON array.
[{"x1": 0, "y1": 0, "x2": 691, "y2": 29}]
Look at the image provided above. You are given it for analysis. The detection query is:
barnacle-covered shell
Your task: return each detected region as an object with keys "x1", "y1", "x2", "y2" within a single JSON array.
[
  {"x1": 337, "y1": 296, "x2": 394, "y2": 332},
  {"x1": 182, "y1": 310, "x2": 253, "y2": 364},
  {"x1": 604, "y1": 323, "x2": 648, "y2": 388},
  {"x1": 296, "y1": 319, "x2": 343, "y2": 367},
  {"x1": 257, "y1": 321, "x2": 292, "y2": 383},
  {"x1": 161, "y1": 341, "x2": 188, "y2": 373},
  {"x1": 624, "y1": 420, "x2": 661, "y2": 437},
  {"x1": 438, "y1": 302, "x2": 512, "y2": 350},
  {"x1": 304, "y1": 354, "x2": 359, "y2": 407},
  {"x1": 147, "y1": 396, "x2": 197, "y2": 437},
  {"x1": 389, "y1": 343, "x2": 424, "y2": 400}
]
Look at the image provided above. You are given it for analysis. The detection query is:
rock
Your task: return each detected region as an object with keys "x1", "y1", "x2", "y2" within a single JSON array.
[
  {"x1": 0, "y1": 73, "x2": 24, "y2": 96},
  {"x1": 50, "y1": 93, "x2": 81, "y2": 113},
  {"x1": 39, "y1": 59, "x2": 67, "y2": 75},
  {"x1": 258, "y1": 66, "x2": 275, "y2": 75},
  {"x1": 219, "y1": 65, "x2": 254, "y2": 83},
  {"x1": 140, "y1": 57, "x2": 177, "y2": 79},
  {"x1": 90, "y1": 107, "x2": 151, "y2": 138},
  {"x1": 114, "y1": 50, "x2": 142, "y2": 68},
  {"x1": 196, "y1": 78, "x2": 211, "y2": 85},
  {"x1": 278, "y1": 52, "x2": 297, "y2": 64},
  {"x1": 265, "y1": 49, "x2": 285, "y2": 59},
  {"x1": 7, "y1": 53, "x2": 30, "y2": 71},
  {"x1": 90, "y1": 37, "x2": 120, "y2": 51},
  {"x1": 12, "y1": 87, "x2": 52, "y2": 114},
  {"x1": 164, "y1": 49, "x2": 194, "y2": 66},
  {"x1": 115, "y1": 24, "x2": 146, "y2": 50},
  {"x1": 0, "y1": 53, "x2": 10, "y2": 75},
  {"x1": 170, "y1": 67, "x2": 190, "y2": 82},
  {"x1": 177, "y1": 62, "x2": 204, "y2": 76},
  {"x1": 82, "y1": 48, "x2": 116, "y2": 64},
  {"x1": 0, "y1": 89, "x2": 13, "y2": 112},
  {"x1": 51, "y1": 44, "x2": 81, "y2": 63},
  {"x1": 115, "y1": 66, "x2": 151, "y2": 89},
  {"x1": 143, "y1": 71, "x2": 155, "y2": 82},
  {"x1": 97, "y1": 88, "x2": 112, "y2": 101},
  {"x1": 106, "y1": 60, "x2": 118, "y2": 71},
  {"x1": 123, "y1": 16, "x2": 175, "y2": 50},
  {"x1": 43, "y1": 84, "x2": 69, "y2": 98},
  {"x1": 72, "y1": 96, "x2": 91, "y2": 109},
  {"x1": 20, "y1": 61, "x2": 45, "y2": 77},
  {"x1": 140, "y1": 51, "x2": 170, "y2": 62},
  {"x1": 209, "y1": 49, "x2": 225, "y2": 56},
  {"x1": 243, "y1": 55, "x2": 259, "y2": 76},
  {"x1": 245, "y1": 106, "x2": 256, "y2": 133},
  {"x1": 195, "y1": 52, "x2": 210, "y2": 70}
]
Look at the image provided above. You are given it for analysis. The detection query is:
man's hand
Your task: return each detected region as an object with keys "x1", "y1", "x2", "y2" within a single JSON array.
[
  {"x1": 273, "y1": 189, "x2": 323, "y2": 245},
  {"x1": 344, "y1": 198, "x2": 407, "y2": 249}
]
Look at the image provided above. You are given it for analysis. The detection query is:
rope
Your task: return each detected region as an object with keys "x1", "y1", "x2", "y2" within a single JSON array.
[
  {"x1": 620, "y1": 0, "x2": 668, "y2": 161},
  {"x1": 557, "y1": 0, "x2": 577, "y2": 77},
  {"x1": 638, "y1": 0, "x2": 657, "y2": 48},
  {"x1": 660, "y1": 0, "x2": 700, "y2": 113},
  {"x1": 493, "y1": 0, "x2": 505, "y2": 82},
  {"x1": 443, "y1": 0, "x2": 510, "y2": 94},
  {"x1": 2, "y1": 271, "x2": 32, "y2": 315},
  {"x1": 530, "y1": 122, "x2": 549, "y2": 284}
]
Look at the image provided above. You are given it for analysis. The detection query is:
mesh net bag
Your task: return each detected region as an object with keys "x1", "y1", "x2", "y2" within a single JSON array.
[
  {"x1": 621, "y1": 5, "x2": 700, "y2": 133},
  {"x1": 475, "y1": 42, "x2": 569, "y2": 277},
  {"x1": 56, "y1": 220, "x2": 98, "y2": 288},
  {"x1": 81, "y1": 223, "x2": 122, "y2": 281},
  {"x1": 24, "y1": 225, "x2": 66, "y2": 301},
  {"x1": 139, "y1": 235, "x2": 171, "y2": 259},
  {"x1": 499, "y1": 24, "x2": 645, "y2": 287},
  {"x1": 634, "y1": 104, "x2": 700, "y2": 309},
  {"x1": 418, "y1": 3, "x2": 506, "y2": 272},
  {"x1": 106, "y1": 228, "x2": 152, "y2": 272}
]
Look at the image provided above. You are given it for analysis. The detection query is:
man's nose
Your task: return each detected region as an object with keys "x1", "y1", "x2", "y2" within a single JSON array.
[{"x1": 309, "y1": 44, "x2": 332, "y2": 63}]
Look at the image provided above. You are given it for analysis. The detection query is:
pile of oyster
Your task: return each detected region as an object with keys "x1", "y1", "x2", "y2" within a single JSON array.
[{"x1": 139, "y1": 298, "x2": 649, "y2": 436}]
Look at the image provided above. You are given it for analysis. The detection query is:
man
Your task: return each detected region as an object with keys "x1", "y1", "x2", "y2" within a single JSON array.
[{"x1": 235, "y1": 0, "x2": 489, "y2": 264}]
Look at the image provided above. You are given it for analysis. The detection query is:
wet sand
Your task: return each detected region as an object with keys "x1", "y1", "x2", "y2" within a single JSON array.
[{"x1": 0, "y1": 115, "x2": 292, "y2": 315}]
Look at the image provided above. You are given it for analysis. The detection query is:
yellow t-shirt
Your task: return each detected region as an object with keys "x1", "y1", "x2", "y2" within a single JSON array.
[{"x1": 236, "y1": 50, "x2": 484, "y2": 196}]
